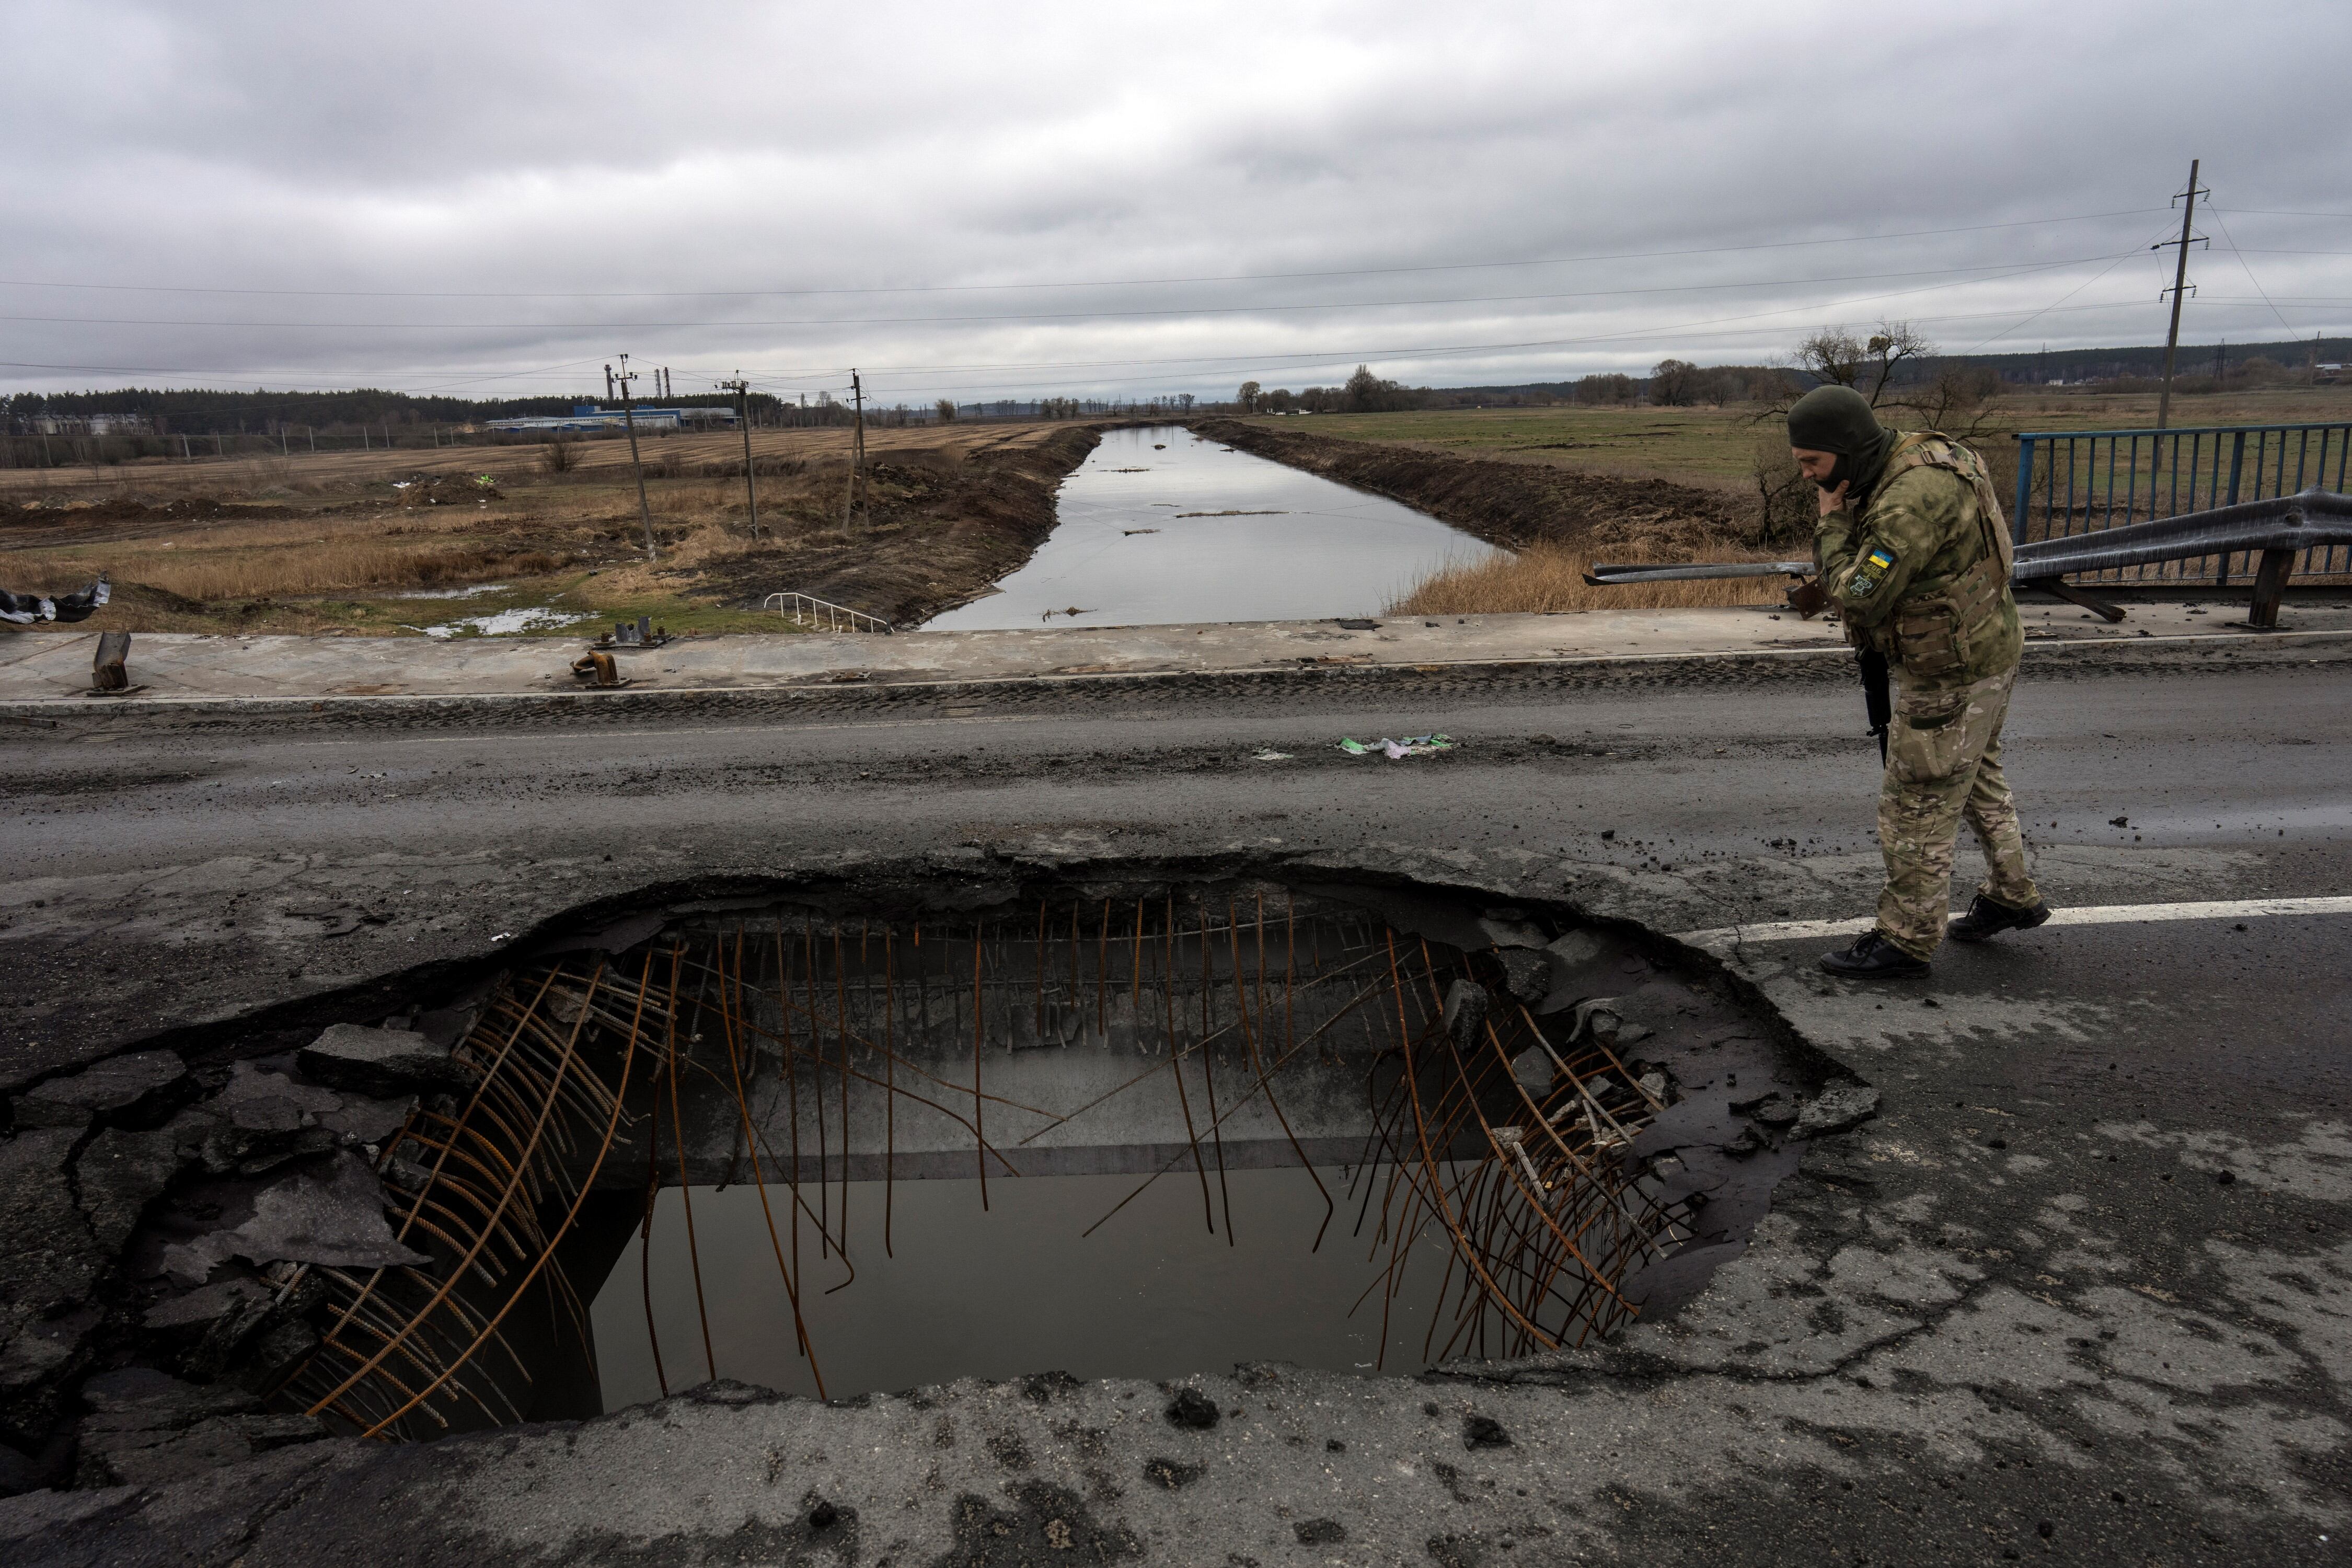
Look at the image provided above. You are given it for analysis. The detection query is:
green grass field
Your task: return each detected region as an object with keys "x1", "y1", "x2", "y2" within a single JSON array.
[{"x1": 1246, "y1": 384, "x2": 2352, "y2": 491}]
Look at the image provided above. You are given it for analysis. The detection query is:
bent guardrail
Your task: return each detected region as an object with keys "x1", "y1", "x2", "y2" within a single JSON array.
[
  {"x1": 1586, "y1": 488, "x2": 2351, "y2": 629},
  {"x1": 763, "y1": 591, "x2": 894, "y2": 634},
  {"x1": 2013, "y1": 419, "x2": 2352, "y2": 586}
]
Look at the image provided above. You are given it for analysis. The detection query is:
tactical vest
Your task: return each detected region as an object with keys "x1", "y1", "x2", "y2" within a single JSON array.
[{"x1": 1851, "y1": 432, "x2": 2014, "y2": 680}]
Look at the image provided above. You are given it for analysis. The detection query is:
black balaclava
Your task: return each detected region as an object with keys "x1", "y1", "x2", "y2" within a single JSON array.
[{"x1": 1786, "y1": 385, "x2": 1897, "y2": 499}]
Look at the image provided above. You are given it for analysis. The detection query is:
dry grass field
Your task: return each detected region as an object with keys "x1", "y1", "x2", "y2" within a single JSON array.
[
  {"x1": 1390, "y1": 543, "x2": 1795, "y2": 616},
  {"x1": 0, "y1": 423, "x2": 1088, "y2": 638}
]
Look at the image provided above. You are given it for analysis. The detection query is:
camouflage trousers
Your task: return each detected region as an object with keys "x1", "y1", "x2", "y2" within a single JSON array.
[{"x1": 1876, "y1": 665, "x2": 2040, "y2": 958}]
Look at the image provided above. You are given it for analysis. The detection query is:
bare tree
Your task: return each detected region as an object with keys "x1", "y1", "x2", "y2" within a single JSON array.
[
  {"x1": 935, "y1": 399, "x2": 956, "y2": 423},
  {"x1": 1649, "y1": 359, "x2": 1707, "y2": 406},
  {"x1": 1904, "y1": 364, "x2": 2005, "y2": 437},
  {"x1": 1344, "y1": 364, "x2": 1411, "y2": 412},
  {"x1": 1236, "y1": 380, "x2": 1261, "y2": 413},
  {"x1": 1796, "y1": 321, "x2": 1932, "y2": 405}
]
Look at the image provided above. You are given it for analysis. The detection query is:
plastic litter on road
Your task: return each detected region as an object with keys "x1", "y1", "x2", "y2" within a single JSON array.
[
  {"x1": 1339, "y1": 734, "x2": 1456, "y2": 759},
  {"x1": 1253, "y1": 750, "x2": 1293, "y2": 762}
]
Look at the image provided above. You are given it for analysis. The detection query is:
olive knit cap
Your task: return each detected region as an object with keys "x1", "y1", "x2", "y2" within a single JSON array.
[{"x1": 1786, "y1": 384, "x2": 1897, "y2": 497}]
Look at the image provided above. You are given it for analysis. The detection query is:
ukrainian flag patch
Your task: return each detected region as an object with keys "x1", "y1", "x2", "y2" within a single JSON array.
[{"x1": 1864, "y1": 547, "x2": 1895, "y2": 571}]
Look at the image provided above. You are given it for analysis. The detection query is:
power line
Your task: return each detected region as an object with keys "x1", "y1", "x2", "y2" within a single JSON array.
[
  {"x1": 0, "y1": 255, "x2": 2150, "y2": 333},
  {"x1": 2205, "y1": 208, "x2": 2299, "y2": 337},
  {"x1": 0, "y1": 209, "x2": 2173, "y2": 302}
]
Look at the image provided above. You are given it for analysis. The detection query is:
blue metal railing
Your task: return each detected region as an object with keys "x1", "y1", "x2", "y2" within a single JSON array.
[{"x1": 2012, "y1": 420, "x2": 2352, "y2": 583}]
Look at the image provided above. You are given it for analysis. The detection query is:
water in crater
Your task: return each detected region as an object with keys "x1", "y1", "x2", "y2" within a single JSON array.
[
  {"x1": 921, "y1": 424, "x2": 1500, "y2": 629},
  {"x1": 590, "y1": 1166, "x2": 1454, "y2": 1408}
]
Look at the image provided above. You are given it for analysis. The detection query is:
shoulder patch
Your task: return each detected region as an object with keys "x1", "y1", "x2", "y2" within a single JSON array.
[{"x1": 1864, "y1": 547, "x2": 1895, "y2": 571}]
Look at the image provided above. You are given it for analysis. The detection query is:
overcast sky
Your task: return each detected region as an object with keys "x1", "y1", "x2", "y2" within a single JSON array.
[{"x1": 5, "y1": 0, "x2": 2347, "y2": 407}]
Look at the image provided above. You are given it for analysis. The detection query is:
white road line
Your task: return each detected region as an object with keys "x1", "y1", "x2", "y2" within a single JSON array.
[{"x1": 1678, "y1": 894, "x2": 2352, "y2": 947}]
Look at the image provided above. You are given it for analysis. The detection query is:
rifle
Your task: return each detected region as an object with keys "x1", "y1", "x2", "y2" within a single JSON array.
[{"x1": 1583, "y1": 561, "x2": 1890, "y2": 764}]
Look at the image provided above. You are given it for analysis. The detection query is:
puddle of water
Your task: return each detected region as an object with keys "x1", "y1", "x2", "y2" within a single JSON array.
[
  {"x1": 416, "y1": 606, "x2": 593, "y2": 639},
  {"x1": 921, "y1": 425, "x2": 1501, "y2": 629},
  {"x1": 590, "y1": 1166, "x2": 1452, "y2": 1406}
]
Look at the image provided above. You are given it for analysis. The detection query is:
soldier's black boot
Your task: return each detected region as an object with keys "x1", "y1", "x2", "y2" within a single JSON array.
[
  {"x1": 1946, "y1": 893, "x2": 2052, "y2": 944},
  {"x1": 1818, "y1": 930, "x2": 1930, "y2": 979}
]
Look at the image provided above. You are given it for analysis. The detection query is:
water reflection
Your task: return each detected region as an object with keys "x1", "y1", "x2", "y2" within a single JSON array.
[
  {"x1": 921, "y1": 425, "x2": 1498, "y2": 629},
  {"x1": 590, "y1": 1166, "x2": 1452, "y2": 1407}
]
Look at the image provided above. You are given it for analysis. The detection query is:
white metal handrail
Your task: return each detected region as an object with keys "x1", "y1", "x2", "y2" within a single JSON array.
[{"x1": 763, "y1": 591, "x2": 894, "y2": 633}]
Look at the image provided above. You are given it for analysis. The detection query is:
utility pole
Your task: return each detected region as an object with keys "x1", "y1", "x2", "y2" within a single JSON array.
[
  {"x1": 720, "y1": 374, "x2": 759, "y2": 538},
  {"x1": 840, "y1": 370, "x2": 867, "y2": 531},
  {"x1": 2153, "y1": 157, "x2": 2207, "y2": 447},
  {"x1": 612, "y1": 355, "x2": 658, "y2": 561}
]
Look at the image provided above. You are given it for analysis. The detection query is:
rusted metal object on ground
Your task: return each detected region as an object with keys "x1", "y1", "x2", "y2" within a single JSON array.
[
  {"x1": 90, "y1": 631, "x2": 132, "y2": 694},
  {"x1": 569, "y1": 651, "x2": 624, "y2": 688}
]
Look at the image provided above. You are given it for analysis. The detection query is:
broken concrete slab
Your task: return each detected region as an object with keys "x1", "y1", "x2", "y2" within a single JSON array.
[
  {"x1": 0, "y1": 1132, "x2": 111, "y2": 1444},
  {"x1": 11, "y1": 1051, "x2": 187, "y2": 1130},
  {"x1": 1790, "y1": 1080, "x2": 1881, "y2": 1140},
  {"x1": 294, "y1": 1023, "x2": 472, "y2": 1098},
  {"x1": 74, "y1": 1367, "x2": 327, "y2": 1490},
  {"x1": 141, "y1": 1278, "x2": 270, "y2": 1337},
  {"x1": 73, "y1": 1127, "x2": 181, "y2": 1254},
  {"x1": 156, "y1": 1151, "x2": 425, "y2": 1279}
]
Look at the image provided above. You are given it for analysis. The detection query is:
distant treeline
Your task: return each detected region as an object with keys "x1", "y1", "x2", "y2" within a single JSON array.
[
  {"x1": 2, "y1": 385, "x2": 789, "y2": 434},
  {"x1": 1946, "y1": 335, "x2": 2347, "y2": 385}
]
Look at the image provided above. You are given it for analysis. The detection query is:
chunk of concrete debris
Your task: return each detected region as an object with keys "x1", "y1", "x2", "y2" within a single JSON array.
[
  {"x1": 1510, "y1": 1047, "x2": 1556, "y2": 1095},
  {"x1": 1733, "y1": 1091, "x2": 1801, "y2": 1128},
  {"x1": 1440, "y1": 979, "x2": 1489, "y2": 1048},
  {"x1": 142, "y1": 1277, "x2": 271, "y2": 1336},
  {"x1": 13, "y1": 1051, "x2": 187, "y2": 1129},
  {"x1": 1791, "y1": 1080, "x2": 1882, "y2": 1140},
  {"x1": 1534, "y1": 928, "x2": 1624, "y2": 1012},
  {"x1": 1164, "y1": 1388, "x2": 1219, "y2": 1429},
  {"x1": 297, "y1": 1023, "x2": 475, "y2": 1098},
  {"x1": 159, "y1": 1150, "x2": 428, "y2": 1280},
  {"x1": 1492, "y1": 947, "x2": 1551, "y2": 1005}
]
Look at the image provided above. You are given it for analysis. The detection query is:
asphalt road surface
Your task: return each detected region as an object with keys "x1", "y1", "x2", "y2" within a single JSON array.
[{"x1": 3, "y1": 636, "x2": 2348, "y2": 1564}]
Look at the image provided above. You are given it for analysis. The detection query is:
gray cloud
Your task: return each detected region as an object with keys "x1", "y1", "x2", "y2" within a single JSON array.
[{"x1": 5, "y1": 0, "x2": 2346, "y2": 405}]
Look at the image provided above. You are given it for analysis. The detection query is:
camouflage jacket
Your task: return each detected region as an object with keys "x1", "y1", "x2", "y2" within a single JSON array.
[{"x1": 1816, "y1": 431, "x2": 2023, "y2": 692}]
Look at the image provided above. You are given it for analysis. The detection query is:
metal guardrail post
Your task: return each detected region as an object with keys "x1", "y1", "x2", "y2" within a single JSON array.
[
  {"x1": 2250, "y1": 547, "x2": 2297, "y2": 628},
  {"x1": 2012, "y1": 435, "x2": 2035, "y2": 549},
  {"x1": 2219, "y1": 431, "x2": 2247, "y2": 586}
]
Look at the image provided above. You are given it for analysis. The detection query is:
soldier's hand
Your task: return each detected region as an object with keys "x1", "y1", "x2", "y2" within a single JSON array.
[{"x1": 1815, "y1": 480, "x2": 1850, "y2": 517}]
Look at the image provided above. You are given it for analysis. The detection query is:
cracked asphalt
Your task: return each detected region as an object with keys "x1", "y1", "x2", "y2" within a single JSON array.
[{"x1": 2, "y1": 633, "x2": 2347, "y2": 1564}]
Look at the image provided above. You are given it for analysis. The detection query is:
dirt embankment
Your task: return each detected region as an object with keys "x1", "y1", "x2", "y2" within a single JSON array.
[
  {"x1": 1189, "y1": 417, "x2": 1753, "y2": 557},
  {"x1": 691, "y1": 424, "x2": 1102, "y2": 625},
  {"x1": 0, "y1": 425, "x2": 1104, "y2": 635}
]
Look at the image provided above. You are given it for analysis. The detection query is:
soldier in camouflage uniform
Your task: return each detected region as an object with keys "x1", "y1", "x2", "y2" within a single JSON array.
[{"x1": 1788, "y1": 385, "x2": 2052, "y2": 978}]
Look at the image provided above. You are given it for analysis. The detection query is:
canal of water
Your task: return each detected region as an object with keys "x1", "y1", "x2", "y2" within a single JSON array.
[{"x1": 921, "y1": 424, "x2": 1500, "y2": 630}]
